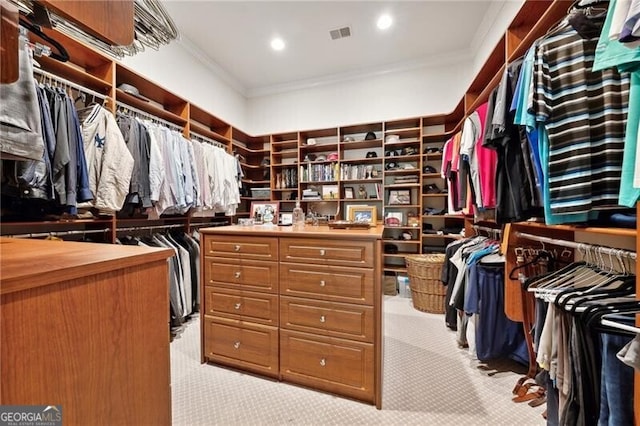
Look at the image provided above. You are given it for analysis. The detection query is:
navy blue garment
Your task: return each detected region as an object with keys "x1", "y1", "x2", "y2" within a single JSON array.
[
  {"x1": 68, "y1": 97, "x2": 92, "y2": 204},
  {"x1": 598, "y1": 327, "x2": 635, "y2": 426},
  {"x1": 470, "y1": 263, "x2": 528, "y2": 364}
]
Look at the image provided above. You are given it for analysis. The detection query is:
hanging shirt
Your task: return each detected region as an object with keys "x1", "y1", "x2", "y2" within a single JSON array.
[{"x1": 533, "y1": 21, "x2": 630, "y2": 216}]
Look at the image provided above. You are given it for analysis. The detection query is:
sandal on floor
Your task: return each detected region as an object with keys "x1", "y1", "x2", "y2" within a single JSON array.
[
  {"x1": 528, "y1": 393, "x2": 547, "y2": 408},
  {"x1": 514, "y1": 379, "x2": 536, "y2": 397},
  {"x1": 512, "y1": 386, "x2": 545, "y2": 403}
]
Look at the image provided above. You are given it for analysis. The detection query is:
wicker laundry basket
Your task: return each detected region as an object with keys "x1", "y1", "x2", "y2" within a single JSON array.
[{"x1": 405, "y1": 254, "x2": 446, "y2": 314}]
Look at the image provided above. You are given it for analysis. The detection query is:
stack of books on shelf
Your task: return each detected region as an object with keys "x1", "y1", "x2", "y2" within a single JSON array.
[
  {"x1": 340, "y1": 164, "x2": 380, "y2": 180},
  {"x1": 302, "y1": 188, "x2": 321, "y2": 201},
  {"x1": 393, "y1": 176, "x2": 419, "y2": 184},
  {"x1": 300, "y1": 164, "x2": 339, "y2": 182}
]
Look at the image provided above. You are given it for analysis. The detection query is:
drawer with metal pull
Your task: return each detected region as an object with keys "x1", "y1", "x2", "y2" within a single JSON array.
[
  {"x1": 280, "y1": 330, "x2": 374, "y2": 403},
  {"x1": 204, "y1": 287, "x2": 278, "y2": 326},
  {"x1": 204, "y1": 257, "x2": 278, "y2": 293},
  {"x1": 280, "y1": 263, "x2": 373, "y2": 305},
  {"x1": 203, "y1": 317, "x2": 278, "y2": 377},
  {"x1": 280, "y1": 238, "x2": 374, "y2": 268},
  {"x1": 203, "y1": 235, "x2": 278, "y2": 261},
  {"x1": 280, "y1": 296, "x2": 373, "y2": 342}
]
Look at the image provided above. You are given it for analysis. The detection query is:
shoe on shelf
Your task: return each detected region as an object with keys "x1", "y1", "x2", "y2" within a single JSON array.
[
  {"x1": 424, "y1": 146, "x2": 443, "y2": 154},
  {"x1": 423, "y1": 165, "x2": 437, "y2": 174},
  {"x1": 423, "y1": 207, "x2": 445, "y2": 216},
  {"x1": 424, "y1": 183, "x2": 445, "y2": 194}
]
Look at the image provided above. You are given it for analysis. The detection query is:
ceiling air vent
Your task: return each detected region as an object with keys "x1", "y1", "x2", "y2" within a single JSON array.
[{"x1": 329, "y1": 26, "x2": 351, "y2": 40}]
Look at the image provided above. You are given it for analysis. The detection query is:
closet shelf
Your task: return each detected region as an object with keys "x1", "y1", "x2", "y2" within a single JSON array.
[
  {"x1": 422, "y1": 234, "x2": 463, "y2": 240},
  {"x1": 422, "y1": 173, "x2": 443, "y2": 179},
  {"x1": 384, "y1": 139, "x2": 421, "y2": 146},
  {"x1": 384, "y1": 226, "x2": 421, "y2": 230},
  {"x1": 341, "y1": 139, "x2": 382, "y2": 150},
  {"x1": 271, "y1": 162, "x2": 298, "y2": 168},
  {"x1": 422, "y1": 214, "x2": 465, "y2": 219},
  {"x1": 467, "y1": 64, "x2": 506, "y2": 114},
  {"x1": 341, "y1": 157, "x2": 383, "y2": 165},
  {"x1": 384, "y1": 204, "x2": 421, "y2": 208},
  {"x1": 271, "y1": 149, "x2": 298, "y2": 158},
  {"x1": 507, "y1": 1, "x2": 567, "y2": 62},
  {"x1": 232, "y1": 142, "x2": 269, "y2": 154},
  {"x1": 384, "y1": 127, "x2": 421, "y2": 134},
  {"x1": 37, "y1": 56, "x2": 111, "y2": 93},
  {"x1": 341, "y1": 178, "x2": 383, "y2": 184},
  {"x1": 384, "y1": 253, "x2": 420, "y2": 258},
  {"x1": 385, "y1": 183, "x2": 421, "y2": 188},
  {"x1": 241, "y1": 179, "x2": 270, "y2": 184},
  {"x1": 299, "y1": 143, "x2": 339, "y2": 154},
  {"x1": 423, "y1": 153, "x2": 443, "y2": 160},
  {"x1": 239, "y1": 162, "x2": 263, "y2": 169},
  {"x1": 384, "y1": 169, "x2": 420, "y2": 176},
  {"x1": 383, "y1": 265, "x2": 408, "y2": 273},
  {"x1": 189, "y1": 122, "x2": 230, "y2": 144},
  {"x1": 116, "y1": 89, "x2": 188, "y2": 126},
  {"x1": 271, "y1": 188, "x2": 297, "y2": 192},
  {"x1": 512, "y1": 222, "x2": 637, "y2": 238}
]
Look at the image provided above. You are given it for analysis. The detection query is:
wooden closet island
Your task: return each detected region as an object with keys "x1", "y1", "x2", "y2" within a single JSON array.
[
  {"x1": 199, "y1": 224, "x2": 384, "y2": 408},
  {"x1": 0, "y1": 237, "x2": 174, "y2": 426}
]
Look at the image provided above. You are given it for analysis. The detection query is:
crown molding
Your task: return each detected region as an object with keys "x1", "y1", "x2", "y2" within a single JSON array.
[{"x1": 245, "y1": 48, "x2": 473, "y2": 99}]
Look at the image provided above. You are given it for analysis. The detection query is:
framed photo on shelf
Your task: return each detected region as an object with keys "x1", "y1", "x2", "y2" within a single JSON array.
[
  {"x1": 250, "y1": 202, "x2": 279, "y2": 224},
  {"x1": 322, "y1": 184, "x2": 339, "y2": 200},
  {"x1": 344, "y1": 187, "x2": 355, "y2": 199},
  {"x1": 388, "y1": 189, "x2": 411, "y2": 205},
  {"x1": 349, "y1": 205, "x2": 377, "y2": 224}
]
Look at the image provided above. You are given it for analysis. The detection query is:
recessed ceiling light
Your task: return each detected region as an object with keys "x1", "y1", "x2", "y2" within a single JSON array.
[
  {"x1": 271, "y1": 37, "x2": 285, "y2": 51},
  {"x1": 377, "y1": 14, "x2": 392, "y2": 30}
]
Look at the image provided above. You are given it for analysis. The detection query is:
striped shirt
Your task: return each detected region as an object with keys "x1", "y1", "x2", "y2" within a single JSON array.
[{"x1": 533, "y1": 24, "x2": 630, "y2": 215}]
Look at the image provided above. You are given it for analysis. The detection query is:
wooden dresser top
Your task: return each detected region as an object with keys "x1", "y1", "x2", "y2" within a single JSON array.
[
  {"x1": 0, "y1": 238, "x2": 173, "y2": 295},
  {"x1": 199, "y1": 225, "x2": 384, "y2": 240}
]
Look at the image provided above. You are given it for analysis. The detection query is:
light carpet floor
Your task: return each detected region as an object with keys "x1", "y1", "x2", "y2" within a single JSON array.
[{"x1": 170, "y1": 296, "x2": 546, "y2": 425}]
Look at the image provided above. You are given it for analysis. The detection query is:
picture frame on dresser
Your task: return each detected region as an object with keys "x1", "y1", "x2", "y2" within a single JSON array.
[
  {"x1": 250, "y1": 202, "x2": 279, "y2": 224},
  {"x1": 349, "y1": 205, "x2": 377, "y2": 224}
]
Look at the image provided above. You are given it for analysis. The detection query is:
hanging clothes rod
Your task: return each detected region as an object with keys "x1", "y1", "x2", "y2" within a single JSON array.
[
  {"x1": 190, "y1": 221, "x2": 229, "y2": 229},
  {"x1": 190, "y1": 131, "x2": 228, "y2": 150},
  {"x1": 515, "y1": 231, "x2": 637, "y2": 260},
  {"x1": 116, "y1": 223, "x2": 186, "y2": 233},
  {"x1": 9, "y1": 228, "x2": 110, "y2": 239},
  {"x1": 33, "y1": 67, "x2": 109, "y2": 100},
  {"x1": 116, "y1": 101, "x2": 185, "y2": 132},
  {"x1": 601, "y1": 314, "x2": 640, "y2": 335}
]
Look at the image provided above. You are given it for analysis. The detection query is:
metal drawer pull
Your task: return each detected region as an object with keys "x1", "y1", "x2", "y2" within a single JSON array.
[
  {"x1": 319, "y1": 280, "x2": 326, "y2": 287},
  {"x1": 319, "y1": 249, "x2": 326, "y2": 256},
  {"x1": 234, "y1": 245, "x2": 241, "y2": 252},
  {"x1": 233, "y1": 341, "x2": 241, "y2": 349},
  {"x1": 234, "y1": 303, "x2": 241, "y2": 310},
  {"x1": 234, "y1": 271, "x2": 241, "y2": 278},
  {"x1": 320, "y1": 315, "x2": 326, "y2": 323},
  {"x1": 320, "y1": 358, "x2": 326, "y2": 367}
]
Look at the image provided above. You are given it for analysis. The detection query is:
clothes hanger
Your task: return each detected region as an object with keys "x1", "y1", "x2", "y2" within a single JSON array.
[{"x1": 19, "y1": 17, "x2": 69, "y2": 62}]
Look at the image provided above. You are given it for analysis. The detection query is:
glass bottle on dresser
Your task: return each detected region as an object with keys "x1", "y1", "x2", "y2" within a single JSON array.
[{"x1": 292, "y1": 200, "x2": 305, "y2": 227}]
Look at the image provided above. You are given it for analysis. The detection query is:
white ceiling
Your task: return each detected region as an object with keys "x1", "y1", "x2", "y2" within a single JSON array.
[{"x1": 161, "y1": 1, "x2": 509, "y2": 97}]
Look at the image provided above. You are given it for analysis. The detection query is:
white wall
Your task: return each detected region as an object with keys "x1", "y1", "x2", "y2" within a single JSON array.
[
  {"x1": 120, "y1": 40, "x2": 248, "y2": 130},
  {"x1": 246, "y1": 60, "x2": 471, "y2": 135},
  {"x1": 121, "y1": 1, "x2": 526, "y2": 136},
  {"x1": 470, "y1": 0, "x2": 526, "y2": 77}
]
